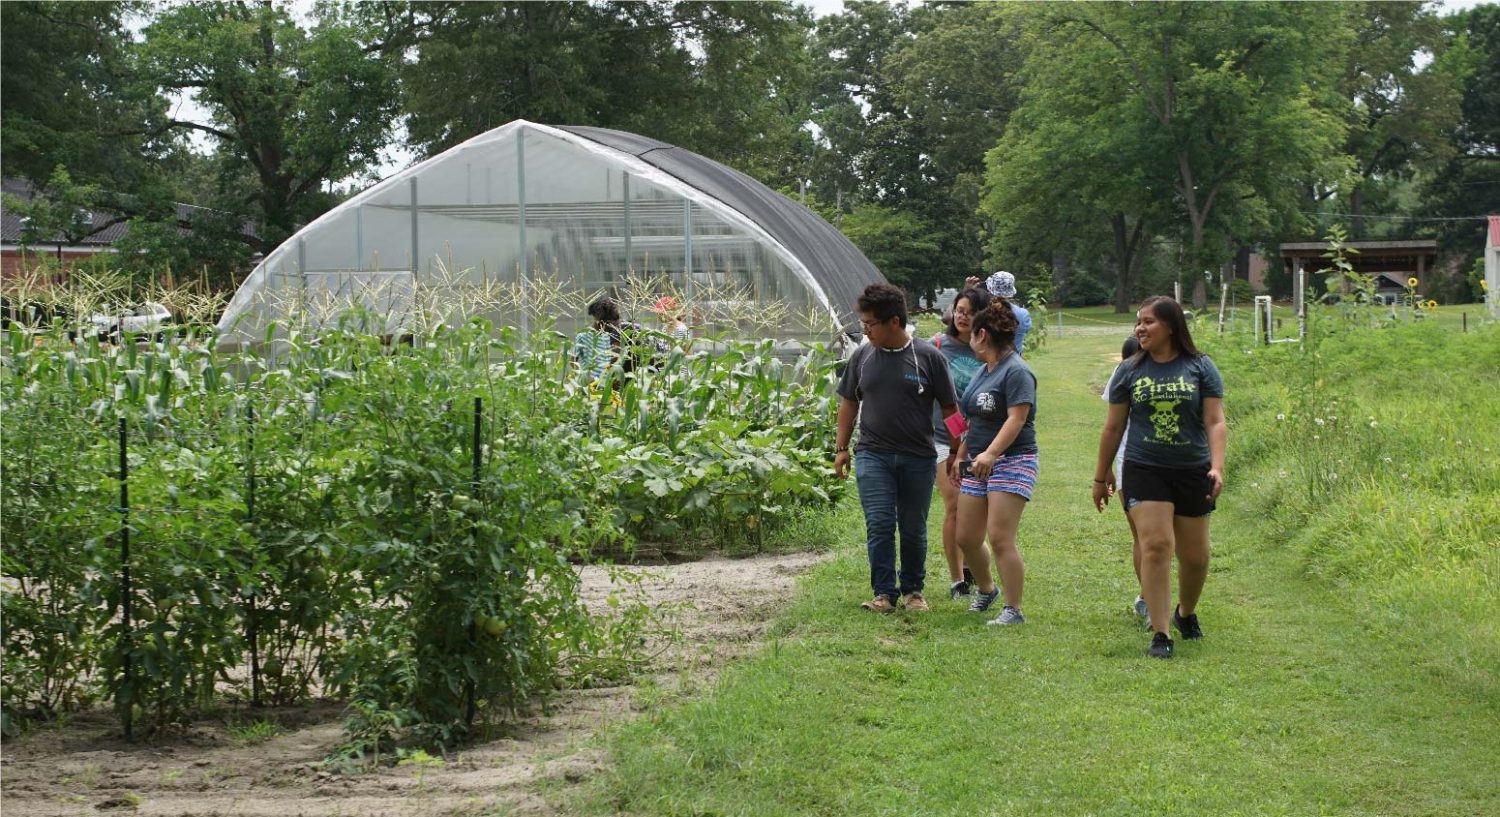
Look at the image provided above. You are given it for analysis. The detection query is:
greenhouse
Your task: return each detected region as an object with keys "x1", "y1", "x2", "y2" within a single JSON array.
[{"x1": 214, "y1": 120, "x2": 885, "y2": 348}]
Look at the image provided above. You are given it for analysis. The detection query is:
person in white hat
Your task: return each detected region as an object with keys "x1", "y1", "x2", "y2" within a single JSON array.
[{"x1": 984, "y1": 271, "x2": 1032, "y2": 356}]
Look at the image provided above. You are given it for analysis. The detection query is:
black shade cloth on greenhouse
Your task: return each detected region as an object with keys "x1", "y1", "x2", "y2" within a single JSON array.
[{"x1": 560, "y1": 126, "x2": 887, "y2": 334}]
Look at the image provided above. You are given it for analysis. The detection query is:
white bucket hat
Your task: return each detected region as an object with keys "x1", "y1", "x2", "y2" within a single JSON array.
[{"x1": 985, "y1": 271, "x2": 1017, "y2": 299}]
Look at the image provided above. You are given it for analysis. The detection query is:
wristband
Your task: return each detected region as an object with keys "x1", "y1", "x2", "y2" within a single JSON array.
[{"x1": 835, "y1": 445, "x2": 850, "y2": 453}]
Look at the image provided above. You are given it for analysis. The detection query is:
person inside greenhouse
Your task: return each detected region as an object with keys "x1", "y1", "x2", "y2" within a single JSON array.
[
  {"x1": 930, "y1": 286, "x2": 991, "y2": 600},
  {"x1": 575, "y1": 297, "x2": 628, "y2": 381},
  {"x1": 653, "y1": 295, "x2": 693, "y2": 349},
  {"x1": 834, "y1": 283, "x2": 959, "y2": 614}
]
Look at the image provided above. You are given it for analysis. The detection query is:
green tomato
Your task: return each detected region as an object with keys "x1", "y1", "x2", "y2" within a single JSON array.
[
  {"x1": 262, "y1": 657, "x2": 283, "y2": 677},
  {"x1": 483, "y1": 616, "x2": 506, "y2": 638}
]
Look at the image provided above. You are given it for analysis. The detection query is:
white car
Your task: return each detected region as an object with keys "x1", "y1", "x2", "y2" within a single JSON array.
[{"x1": 90, "y1": 301, "x2": 172, "y2": 336}]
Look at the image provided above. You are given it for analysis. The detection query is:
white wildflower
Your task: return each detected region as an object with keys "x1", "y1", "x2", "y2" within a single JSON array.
[
  {"x1": 1315, "y1": 418, "x2": 1326, "y2": 426},
  {"x1": 1370, "y1": 421, "x2": 1378, "y2": 428},
  {"x1": 1276, "y1": 413, "x2": 1286, "y2": 421}
]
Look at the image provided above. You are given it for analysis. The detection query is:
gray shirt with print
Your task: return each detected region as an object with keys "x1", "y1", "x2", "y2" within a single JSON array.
[
  {"x1": 1107, "y1": 354, "x2": 1224, "y2": 468},
  {"x1": 837, "y1": 339, "x2": 958, "y2": 458},
  {"x1": 960, "y1": 353, "x2": 1038, "y2": 457}
]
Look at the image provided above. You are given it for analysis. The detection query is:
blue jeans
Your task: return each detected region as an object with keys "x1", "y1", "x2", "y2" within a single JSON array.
[{"x1": 855, "y1": 450, "x2": 938, "y2": 600}]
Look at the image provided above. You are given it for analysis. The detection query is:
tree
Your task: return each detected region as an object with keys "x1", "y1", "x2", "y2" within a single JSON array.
[
  {"x1": 806, "y1": 1, "x2": 1026, "y2": 299},
  {"x1": 839, "y1": 204, "x2": 941, "y2": 294},
  {"x1": 0, "y1": 2, "x2": 161, "y2": 189},
  {"x1": 1015, "y1": 2, "x2": 1353, "y2": 307},
  {"x1": 1333, "y1": 1, "x2": 1465, "y2": 237},
  {"x1": 1415, "y1": 4, "x2": 1500, "y2": 302},
  {"x1": 372, "y1": 1, "x2": 813, "y2": 187},
  {"x1": 138, "y1": 0, "x2": 400, "y2": 253},
  {"x1": 982, "y1": 4, "x2": 1176, "y2": 311}
]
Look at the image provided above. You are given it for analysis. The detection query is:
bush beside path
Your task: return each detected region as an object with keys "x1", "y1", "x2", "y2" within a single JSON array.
[{"x1": 586, "y1": 331, "x2": 1500, "y2": 817}]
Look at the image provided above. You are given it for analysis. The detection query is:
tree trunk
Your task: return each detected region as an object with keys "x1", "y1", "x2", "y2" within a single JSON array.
[{"x1": 1051, "y1": 251, "x2": 1071, "y2": 300}]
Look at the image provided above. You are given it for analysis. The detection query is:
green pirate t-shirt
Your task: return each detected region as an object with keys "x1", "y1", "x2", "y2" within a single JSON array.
[{"x1": 1107, "y1": 354, "x2": 1224, "y2": 468}]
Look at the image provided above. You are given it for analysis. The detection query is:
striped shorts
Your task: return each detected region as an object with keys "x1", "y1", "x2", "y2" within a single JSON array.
[{"x1": 960, "y1": 453, "x2": 1039, "y2": 500}]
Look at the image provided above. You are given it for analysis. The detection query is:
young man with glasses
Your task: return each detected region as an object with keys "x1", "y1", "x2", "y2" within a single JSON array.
[{"x1": 834, "y1": 284, "x2": 960, "y2": 613}]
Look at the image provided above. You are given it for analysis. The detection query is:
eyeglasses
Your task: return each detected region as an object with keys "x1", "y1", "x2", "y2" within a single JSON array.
[{"x1": 859, "y1": 317, "x2": 891, "y2": 330}]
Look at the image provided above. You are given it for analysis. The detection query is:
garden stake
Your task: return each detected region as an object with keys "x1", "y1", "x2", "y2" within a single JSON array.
[
  {"x1": 118, "y1": 417, "x2": 133, "y2": 742},
  {"x1": 464, "y1": 396, "x2": 482, "y2": 731},
  {"x1": 246, "y1": 403, "x2": 262, "y2": 708},
  {"x1": 1463, "y1": 312, "x2": 1467, "y2": 332}
]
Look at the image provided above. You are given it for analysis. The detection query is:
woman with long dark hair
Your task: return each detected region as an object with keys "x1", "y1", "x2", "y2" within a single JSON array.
[
  {"x1": 1093, "y1": 296, "x2": 1226, "y2": 658},
  {"x1": 949, "y1": 299, "x2": 1038, "y2": 625},
  {"x1": 932, "y1": 287, "x2": 991, "y2": 599}
]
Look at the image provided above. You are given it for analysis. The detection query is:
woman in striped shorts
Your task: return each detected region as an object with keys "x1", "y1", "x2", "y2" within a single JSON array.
[{"x1": 948, "y1": 299, "x2": 1039, "y2": 626}]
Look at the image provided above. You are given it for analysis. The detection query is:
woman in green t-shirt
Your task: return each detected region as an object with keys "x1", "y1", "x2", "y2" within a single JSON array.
[{"x1": 1093, "y1": 296, "x2": 1227, "y2": 659}]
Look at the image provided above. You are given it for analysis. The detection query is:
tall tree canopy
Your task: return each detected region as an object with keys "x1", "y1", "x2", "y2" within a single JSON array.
[
  {"x1": 984, "y1": 1, "x2": 1352, "y2": 307},
  {"x1": 140, "y1": 0, "x2": 399, "y2": 252},
  {"x1": 360, "y1": 1, "x2": 814, "y2": 188}
]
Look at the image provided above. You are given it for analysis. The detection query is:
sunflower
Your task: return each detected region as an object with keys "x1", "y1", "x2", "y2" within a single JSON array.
[
  {"x1": 1407, "y1": 276, "x2": 1419, "y2": 288},
  {"x1": 1427, "y1": 299, "x2": 1438, "y2": 310}
]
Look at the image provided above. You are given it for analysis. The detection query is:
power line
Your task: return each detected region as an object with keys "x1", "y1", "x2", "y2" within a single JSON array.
[{"x1": 1296, "y1": 211, "x2": 1494, "y2": 221}]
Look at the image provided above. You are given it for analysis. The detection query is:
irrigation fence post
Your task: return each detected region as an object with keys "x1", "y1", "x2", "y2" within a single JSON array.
[
  {"x1": 246, "y1": 403, "x2": 262, "y2": 708},
  {"x1": 118, "y1": 417, "x2": 134, "y2": 742}
]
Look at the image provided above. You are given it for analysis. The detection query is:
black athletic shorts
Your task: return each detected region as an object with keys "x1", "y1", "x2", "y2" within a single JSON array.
[{"x1": 1122, "y1": 461, "x2": 1216, "y2": 518}]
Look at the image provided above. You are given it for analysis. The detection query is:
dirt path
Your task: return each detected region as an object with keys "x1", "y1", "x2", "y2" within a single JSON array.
[{"x1": 1, "y1": 551, "x2": 829, "y2": 817}]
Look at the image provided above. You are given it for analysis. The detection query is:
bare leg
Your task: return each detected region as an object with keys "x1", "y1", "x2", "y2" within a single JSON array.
[
  {"x1": 1126, "y1": 505, "x2": 1143, "y2": 585},
  {"x1": 1129, "y1": 501, "x2": 1177, "y2": 636},
  {"x1": 986, "y1": 492, "x2": 1029, "y2": 610},
  {"x1": 954, "y1": 493, "x2": 994, "y2": 593},
  {"x1": 937, "y1": 473, "x2": 965, "y2": 584},
  {"x1": 1173, "y1": 514, "x2": 1211, "y2": 616}
]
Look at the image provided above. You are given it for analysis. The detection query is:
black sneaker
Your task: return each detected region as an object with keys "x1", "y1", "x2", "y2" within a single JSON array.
[
  {"x1": 1172, "y1": 606, "x2": 1203, "y2": 640},
  {"x1": 949, "y1": 580, "x2": 970, "y2": 600},
  {"x1": 1148, "y1": 632, "x2": 1174, "y2": 659},
  {"x1": 968, "y1": 586, "x2": 1001, "y2": 613}
]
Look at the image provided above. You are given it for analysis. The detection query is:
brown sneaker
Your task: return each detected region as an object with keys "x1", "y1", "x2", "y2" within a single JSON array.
[
  {"x1": 860, "y1": 595, "x2": 897, "y2": 613},
  {"x1": 902, "y1": 593, "x2": 930, "y2": 612}
]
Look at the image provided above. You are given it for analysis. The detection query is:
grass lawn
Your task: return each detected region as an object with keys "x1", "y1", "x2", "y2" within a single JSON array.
[{"x1": 578, "y1": 332, "x2": 1500, "y2": 817}]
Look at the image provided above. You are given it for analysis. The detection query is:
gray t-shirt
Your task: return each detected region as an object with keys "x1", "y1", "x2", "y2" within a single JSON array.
[
  {"x1": 837, "y1": 338, "x2": 958, "y2": 458},
  {"x1": 959, "y1": 353, "x2": 1038, "y2": 457},
  {"x1": 930, "y1": 333, "x2": 984, "y2": 447},
  {"x1": 1107, "y1": 354, "x2": 1224, "y2": 468}
]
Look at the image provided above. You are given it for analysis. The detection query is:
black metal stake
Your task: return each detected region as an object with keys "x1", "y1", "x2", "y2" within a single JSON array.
[
  {"x1": 1463, "y1": 312, "x2": 1467, "y2": 333},
  {"x1": 246, "y1": 404, "x2": 262, "y2": 707},
  {"x1": 119, "y1": 418, "x2": 133, "y2": 742},
  {"x1": 463, "y1": 397, "x2": 481, "y2": 731}
]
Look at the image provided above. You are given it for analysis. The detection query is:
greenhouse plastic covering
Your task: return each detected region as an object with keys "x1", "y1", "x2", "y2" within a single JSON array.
[{"x1": 214, "y1": 120, "x2": 886, "y2": 349}]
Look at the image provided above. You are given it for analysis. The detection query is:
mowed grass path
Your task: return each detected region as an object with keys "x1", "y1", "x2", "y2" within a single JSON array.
[{"x1": 581, "y1": 334, "x2": 1499, "y2": 817}]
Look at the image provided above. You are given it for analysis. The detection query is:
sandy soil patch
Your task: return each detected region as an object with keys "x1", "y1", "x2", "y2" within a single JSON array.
[{"x1": 1, "y1": 550, "x2": 829, "y2": 817}]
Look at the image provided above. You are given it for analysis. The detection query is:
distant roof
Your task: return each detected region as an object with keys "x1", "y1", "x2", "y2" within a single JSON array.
[
  {"x1": 1279, "y1": 239, "x2": 1437, "y2": 256},
  {"x1": 1, "y1": 177, "x2": 256, "y2": 246}
]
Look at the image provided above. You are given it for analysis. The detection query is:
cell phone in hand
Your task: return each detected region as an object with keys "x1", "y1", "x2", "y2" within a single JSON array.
[{"x1": 958, "y1": 461, "x2": 973, "y2": 479}]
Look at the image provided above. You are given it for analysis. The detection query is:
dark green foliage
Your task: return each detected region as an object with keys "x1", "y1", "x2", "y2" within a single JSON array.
[{"x1": 1, "y1": 311, "x2": 841, "y2": 752}]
